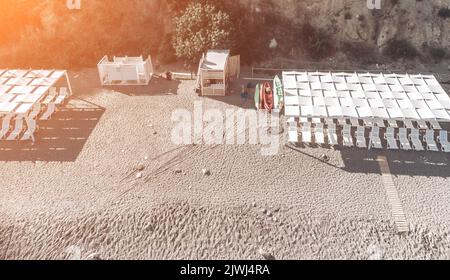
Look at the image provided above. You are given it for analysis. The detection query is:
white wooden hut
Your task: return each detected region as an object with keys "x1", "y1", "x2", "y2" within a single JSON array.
[
  {"x1": 197, "y1": 50, "x2": 240, "y2": 96},
  {"x1": 97, "y1": 55, "x2": 153, "y2": 86}
]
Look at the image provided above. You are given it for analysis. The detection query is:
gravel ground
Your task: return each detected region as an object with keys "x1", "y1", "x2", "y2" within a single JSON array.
[{"x1": 1, "y1": 68, "x2": 450, "y2": 259}]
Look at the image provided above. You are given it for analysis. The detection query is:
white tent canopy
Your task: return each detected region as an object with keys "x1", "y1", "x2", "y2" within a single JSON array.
[{"x1": 282, "y1": 71, "x2": 450, "y2": 121}]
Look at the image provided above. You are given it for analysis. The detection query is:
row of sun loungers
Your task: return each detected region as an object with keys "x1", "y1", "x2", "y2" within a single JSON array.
[
  {"x1": 288, "y1": 121, "x2": 450, "y2": 153},
  {"x1": 331, "y1": 118, "x2": 442, "y2": 130},
  {"x1": 0, "y1": 87, "x2": 69, "y2": 142}
]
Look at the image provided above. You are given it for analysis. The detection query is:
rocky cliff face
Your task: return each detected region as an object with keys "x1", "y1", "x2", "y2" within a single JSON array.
[
  {"x1": 240, "y1": 0, "x2": 450, "y2": 51},
  {"x1": 0, "y1": 0, "x2": 449, "y2": 68}
]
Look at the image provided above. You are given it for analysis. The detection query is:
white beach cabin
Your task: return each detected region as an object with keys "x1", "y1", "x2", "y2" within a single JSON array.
[
  {"x1": 97, "y1": 55, "x2": 153, "y2": 86},
  {"x1": 197, "y1": 50, "x2": 240, "y2": 96}
]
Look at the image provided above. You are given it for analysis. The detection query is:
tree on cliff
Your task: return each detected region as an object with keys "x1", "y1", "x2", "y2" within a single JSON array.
[{"x1": 172, "y1": 2, "x2": 235, "y2": 70}]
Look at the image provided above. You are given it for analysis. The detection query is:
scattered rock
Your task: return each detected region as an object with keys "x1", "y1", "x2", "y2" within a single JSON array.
[
  {"x1": 202, "y1": 169, "x2": 211, "y2": 176},
  {"x1": 153, "y1": 131, "x2": 158, "y2": 135},
  {"x1": 266, "y1": 211, "x2": 273, "y2": 217},
  {"x1": 320, "y1": 154, "x2": 330, "y2": 162},
  {"x1": 261, "y1": 208, "x2": 267, "y2": 215},
  {"x1": 136, "y1": 173, "x2": 143, "y2": 179},
  {"x1": 136, "y1": 164, "x2": 145, "y2": 171},
  {"x1": 175, "y1": 169, "x2": 182, "y2": 174},
  {"x1": 258, "y1": 248, "x2": 275, "y2": 260},
  {"x1": 272, "y1": 217, "x2": 278, "y2": 222},
  {"x1": 144, "y1": 156, "x2": 149, "y2": 160},
  {"x1": 252, "y1": 202, "x2": 257, "y2": 208},
  {"x1": 86, "y1": 253, "x2": 102, "y2": 260}
]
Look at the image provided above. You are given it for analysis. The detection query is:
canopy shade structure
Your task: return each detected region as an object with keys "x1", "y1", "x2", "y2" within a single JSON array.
[
  {"x1": 97, "y1": 55, "x2": 153, "y2": 86},
  {"x1": 0, "y1": 69, "x2": 72, "y2": 116},
  {"x1": 282, "y1": 71, "x2": 450, "y2": 121},
  {"x1": 197, "y1": 49, "x2": 240, "y2": 96}
]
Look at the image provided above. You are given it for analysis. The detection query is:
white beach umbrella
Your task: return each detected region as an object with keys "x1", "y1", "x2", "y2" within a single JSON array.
[
  {"x1": 357, "y1": 107, "x2": 374, "y2": 118},
  {"x1": 342, "y1": 107, "x2": 359, "y2": 119},
  {"x1": 327, "y1": 106, "x2": 343, "y2": 117},
  {"x1": 401, "y1": 108, "x2": 420, "y2": 120},
  {"x1": 432, "y1": 109, "x2": 450, "y2": 121},
  {"x1": 388, "y1": 107, "x2": 404, "y2": 119}
]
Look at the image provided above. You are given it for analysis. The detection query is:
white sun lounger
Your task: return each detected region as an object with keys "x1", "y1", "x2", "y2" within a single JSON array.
[
  {"x1": 6, "y1": 117, "x2": 24, "y2": 140},
  {"x1": 437, "y1": 131, "x2": 450, "y2": 153},
  {"x1": 398, "y1": 128, "x2": 412, "y2": 151},
  {"x1": 374, "y1": 118, "x2": 386, "y2": 128},
  {"x1": 288, "y1": 126, "x2": 298, "y2": 143},
  {"x1": 54, "y1": 87, "x2": 69, "y2": 105},
  {"x1": 409, "y1": 131, "x2": 424, "y2": 151},
  {"x1": 350, "y1": 118, "x2": 360, "y2": 127},
  {"x1": 342, "y1": 125, "x2": 354, "y2": 147},
  {"x1": 364, "y1": 119, "x2": 374, "y2": 127},
  {"x1": 42, "y1": 89, "x2": 57, "y2": 105},
  {"x1": 315, "y1": 123, "x2": 325, "y2": 145},
  {"x1": 369, "y1": 127, "x2": 383, "y2": 149},
  {"x1": 301, "y1": 123, "x2": 312, "y2": 144},
  {"x1": 0, "y1": 115, "x2": 12, "y2": 139},
  {"x1": 337, "y1": 118, "x2": 347, "y2": 127},
  {"x1": 356, "y1": 126, "x2": 366, "y2": 148},
  {"x1": 300, "y1": 117, "x2": 309, "y2": 124},
  {"x1": 325, "y1": 118, "x2": 335, "y2": 126},
  {"x1": 28, "y1": 104, "x2": 41, "y2": 120},
  {"x1": 312, "y1": 118, "x2": 322, "y2": 124},
  {"x1": 417, "y1": 120, "x2": 429, "y2": 130},
  {"x1": 403, "y1": 119, "x2": 415, "y2": 129},
  {"x1": 429, "y1": 120, "x2": 442, "y2": 130},
  {"x1": 327, "y1": 124, "x2": 338, "y2": 146},
  {"x1": 387, "y1": 119, "x2": 399, "y2": 128},
  {"x1": 21, "y1": 118, "x2": 37, "y2": 142},
  {"x1": 424, "y1": 130, "x2": 439, "y2": 152},
  {"x1": 385, "y1": 128, "x2": 398, "y2": 150},
  {"x1": 40, "y1": 103, "x2": 57, "y2": 121}
]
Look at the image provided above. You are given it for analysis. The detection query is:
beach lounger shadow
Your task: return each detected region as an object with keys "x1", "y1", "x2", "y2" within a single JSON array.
[{"x1": 0, "y1": 105, "x2": 105, "y2": 162}]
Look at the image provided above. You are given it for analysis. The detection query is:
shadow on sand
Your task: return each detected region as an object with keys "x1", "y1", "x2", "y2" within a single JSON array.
[
  {"x1": 103, "y1": 76, "x2": 181, "y2": 97},
  {"x1": 288, "y1": 143, "x2": 450, "y2": 178},
  {"x1": 0, "y1": 99, "x2": 105, "y2": 162}
]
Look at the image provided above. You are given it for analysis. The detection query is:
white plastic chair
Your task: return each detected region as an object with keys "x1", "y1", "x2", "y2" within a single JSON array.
[
  {"x1": 41, "y1": 103, "x2": 57, "y2": 120},
  {"x1": 424, "y1": 130, "x2": 439, "y2": 152},
  {"x1": 315, "y1": 123, "x2": 325, "y2": 145},
  {"x1": 6, "y1": 117, "x2": 24, "y2": 140},
  {"x1": 437, "y1": 131, "x2": 450, "y2": 153}
]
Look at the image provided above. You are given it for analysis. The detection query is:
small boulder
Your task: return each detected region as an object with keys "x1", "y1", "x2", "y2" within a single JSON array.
[
  {"x1": 86, "y1": 253, "x2": 102, "y2": 260},
  {"x1": 258, "y1": 248, "x2": 275, "y2": 260},
  {"x1": 136, "y1": 164, "x2": 145, "y2": 171},
  {"x1": 202, "y1": 169, "x2": 211, "y2": 176},
  {"x1": 136, "y1": 172, "x2": 143, "y2": 179}
]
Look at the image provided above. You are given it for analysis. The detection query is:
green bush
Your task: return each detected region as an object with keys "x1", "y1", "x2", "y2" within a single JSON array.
[
  {"x1": 383, "y1": 39, "x2": 420, "y2": 60},
  {"x1": 172, "y1": 2, "x2": 235, "y2": 69}
]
